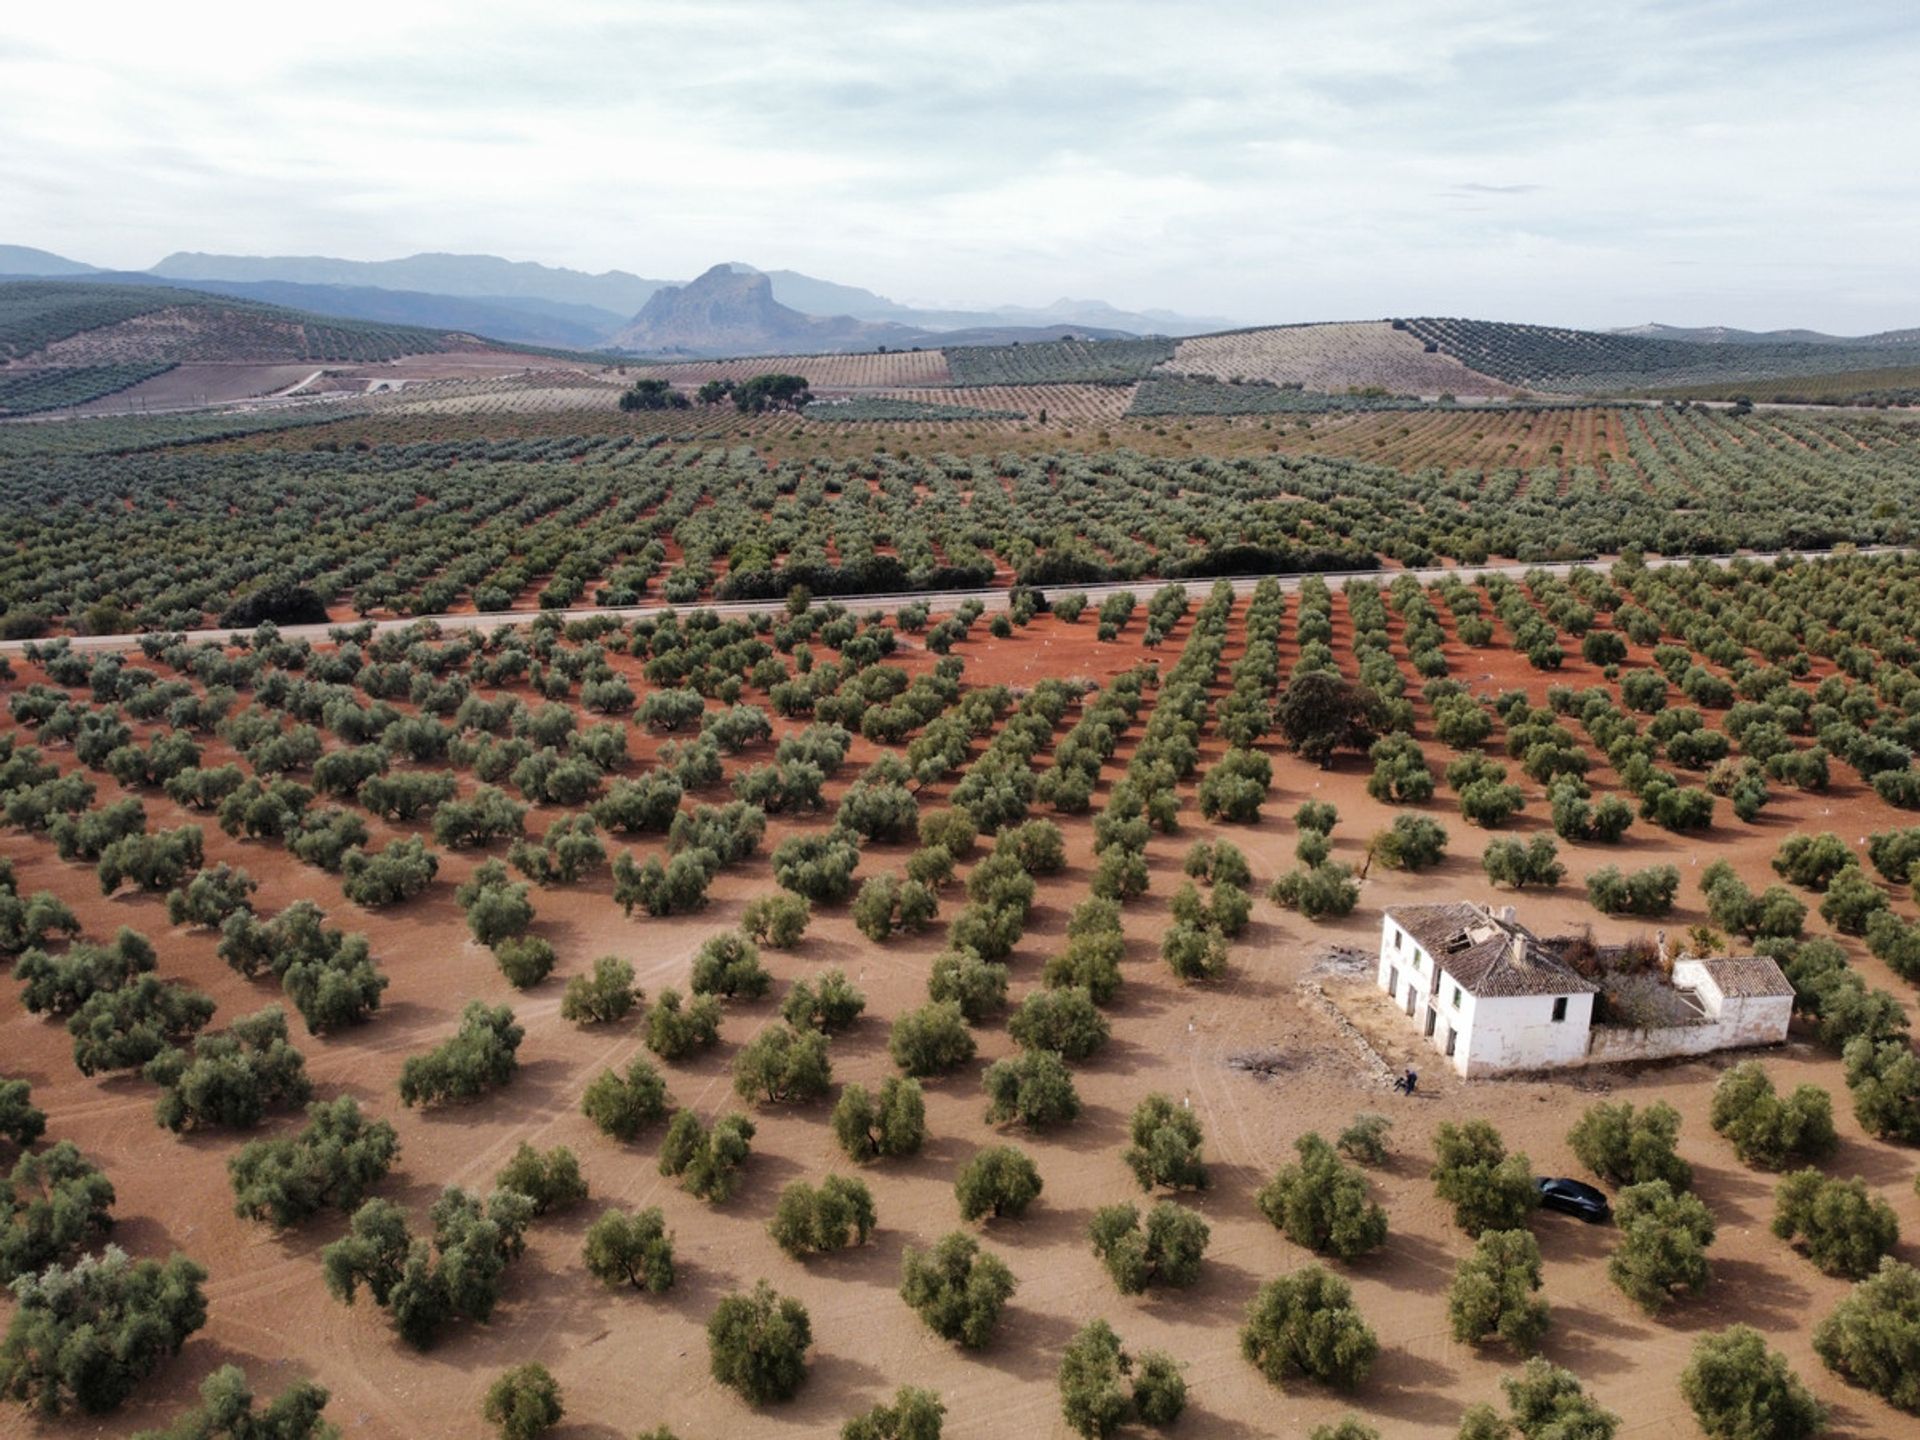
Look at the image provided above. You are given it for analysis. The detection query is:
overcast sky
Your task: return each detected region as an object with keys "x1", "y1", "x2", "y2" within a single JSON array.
[{"x1": 6, "y1": 1, "x2": 1916, "y2": 331}]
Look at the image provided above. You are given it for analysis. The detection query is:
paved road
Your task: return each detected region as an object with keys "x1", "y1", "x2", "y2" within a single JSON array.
[{"x1": 12, "y1": 546, "x2": 1908, "y2": 656}]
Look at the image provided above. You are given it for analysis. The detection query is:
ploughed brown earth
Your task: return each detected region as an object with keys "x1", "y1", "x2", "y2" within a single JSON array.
[{"x1": 3, "y1": 600, "x2": 1917, "y2": 1440}]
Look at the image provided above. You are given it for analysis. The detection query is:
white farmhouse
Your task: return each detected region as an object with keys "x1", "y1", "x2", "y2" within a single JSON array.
[
  {"x1": 1379, "y1": 902, "x2": 1596, "y2": 1078},
  {"x1": 1377, "y1": 902, "x2": 1794, "y2": 1078}
]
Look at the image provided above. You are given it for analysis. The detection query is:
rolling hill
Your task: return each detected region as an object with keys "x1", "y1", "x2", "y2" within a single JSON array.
[{"x1": 0, "y1": 278, "x2": 584, "y2": 415}]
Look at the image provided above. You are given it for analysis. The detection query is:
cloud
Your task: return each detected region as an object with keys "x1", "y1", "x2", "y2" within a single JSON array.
[{"x1": 2, "y1": 1, "x2": 1917, "y2": 330}]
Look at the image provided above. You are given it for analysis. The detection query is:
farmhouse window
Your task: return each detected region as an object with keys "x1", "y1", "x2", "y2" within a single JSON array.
[
  {"x1": 1394, "y1": 930, "x2": 1402, "y2": 951},
  {"x1": 1451, "y1": 985, "x2": 1461, "y2": 1009},
  {"x1": 1551, "y1": 997, "x2": 1568, "y2": 1023}
]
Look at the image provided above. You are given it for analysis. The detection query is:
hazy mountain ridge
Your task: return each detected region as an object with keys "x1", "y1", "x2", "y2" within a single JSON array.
[{"x1": 1614, "y1": 321, "x2": 1920, "y2": 347}]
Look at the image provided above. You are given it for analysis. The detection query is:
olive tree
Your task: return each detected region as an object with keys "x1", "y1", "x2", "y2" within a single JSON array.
[
  {"x1": 1088, "y1": 1201, "x2": 1210, "y2": 1294},
  {"x1": 1256, "y1": 1133, "x2": 1388, "y2": 1260},
  {"x1": 1431, "y1": 1121, "x2": 1538, "y2": 1236},
  {"x1": 707, "y1": 1282, "x2": 811, "y2": 1405},
  {"x1": 1681, "y1": 1326, "x2": 1826, "y2": 1440},
  {"x1": 481, "y1": 1363, "x2": 562, "y2": 1440},
  {"x1": 583, "y1": 1206, "x2": 675, "y2": 1293},
  {"x1": 899, "y1": 1232, "x2": 1016, "y2": 1348},
  {"x1": 1609, "y1": 1180, "x2": 1716, "y2": 1313},
  {"x1": 1812, "y1": 1257, "x2": 1920, "y2": 1412},
  {"x1": 954, "y1": 1145, "x2": 1043, "y2": 1221},
  {"x1": 1772, "y1": 1169, "x2": 1899, "y2": 1279},
  {"x1": 1447, "y1": 1229, "x2": 1548, "y2": 1354},
  {"x1": 0, "y1": 1248, "x2": 207, "y2": 1415},
  {"x1": 1124, "y1": 1094, "x2": 1209, "y2": 1191},
  {"x1": 1239, "y1": 1264, "x2": 1377, "y2": 1390},
  {"x1": 832, "y1": 1078, "x2": 926, "y2": 1163}
]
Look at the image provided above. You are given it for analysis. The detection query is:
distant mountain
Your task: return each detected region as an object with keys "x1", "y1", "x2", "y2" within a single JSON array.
[
  {"x1": 150, "y1": 251, "x2": 670, "y2": 317},
  {"x1": 756, "y1": 269, "x2": 1226, "y2": 336},
  {"x1": 611, "y1": 264, "x2": 924, "y2": 356},
  {"x1": 0, "y1": 245, "x2": 99, "y2": 277},
  {"x1": 0, "y1": 269, "x2": 620, "y2": 350},
  {"x1": 1615, "y1": 322, "x2": 1920, "y2": 348}
]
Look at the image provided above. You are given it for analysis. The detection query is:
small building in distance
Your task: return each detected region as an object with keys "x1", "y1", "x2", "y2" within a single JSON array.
[{"x1": 1378, "y1": 902, "x2": 1793, "y2": 1078}]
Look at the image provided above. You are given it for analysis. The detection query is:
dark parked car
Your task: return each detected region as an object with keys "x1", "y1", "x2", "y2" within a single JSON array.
[{"x1": 1535, "y1": 1177, "x2": 1611, "y2": 1223}]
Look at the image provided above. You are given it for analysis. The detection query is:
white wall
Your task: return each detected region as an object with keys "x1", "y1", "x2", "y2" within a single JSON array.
[
  {"x1": 1378, "y1": 918, "x2": 1479, "y2": 1077},
  {"x1": 1461, "y1": 992, "x2": 1594, "y2": 1076}
]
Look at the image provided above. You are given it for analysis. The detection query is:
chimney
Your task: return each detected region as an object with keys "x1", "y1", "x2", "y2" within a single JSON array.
[{"x1": 1497, "y1": 905, "x2": 1517, "y2": 925}]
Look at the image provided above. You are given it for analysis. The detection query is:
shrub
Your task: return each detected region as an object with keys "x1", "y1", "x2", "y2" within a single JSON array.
[
  {"x1": 1239, "y1": 1264, "x2": 1377, "y2": 1390},
  {"x1": 147, "y1": 1006, "x2": 311, "y2": 1133},
  {"x1": 1812, "y1": 1257, "x2": 1920, "y2": 1413},
  {"x1": 1337, "y1": 1113, "x2": 1392, "y2": 1166},
  {"x1": 1198, "y1": 747, "x2": 1271, "y2": 822},
  {"x1": 164, "y1": 863, "x2": 257, "y2": 929},
  {"x1": 0, "y1": 1079, "x2": 46, "y2": 1150},
  {"x1": 561, "y1": 954, "x2": 639, "y2": 1024},
  {"x1": 772, "y1": 830, "x2": 862, "y2": 904},
  {"x1": 0, "y1": 1248, "x2": 207, "y2": 1415},
  {"x1": 320, "y1": 1187, "x2": 535, "y2": 1348},
  {"x1": 1774, "y1": 832, "x2": 1858, "y2": 890},
  {"x1": 983, "y1": 1050, "x2": 1080, "y2": 1129},
  {"x1": 899, "y1": 1232, "x2": 1017, "y2": 1348},
  {"x1": 1008, "y1": 988, "x2": 1109, "y2": 1060},
  {"x1": 659, "y1": 1112, "x2": 756, "y2": 1203},
  {"x1": 1266, "y1": 862, "x2": 1359, "y2": 919},
  {"x1": 642, "y1": 989, "x2": 723, "y2": 1062},
  {"x1": 1469, "y1": 1359, "x2": 1620, "y2": 1440},
  {"x1": 1567, "y1": 1100, "x2": 1691, "y2": 1191},
  {"x1": 1458, "y1": 779, "x2": 1525, "y2": 827},
  {"x1": 397, "y1": 1002, "x2": 522, "y2": 1108},
  {"x1": 591, "y1": 775, "x2": 682, "y2": 833},
  {"x1": 954, "y1": 1145, "x2": 1043, "y2": 1221},
  {"x1": 1772, "y1": 1169, "x2": 1899, "y2": 1279},
  {"x1": 707, "y1": 1282, "x2": 811, "y2": 1405},
  {"x1": 1124, "y1": 1093, "x2": 1209, "y2": 1191},
  {"x1": 831, "y1": 1078, "x2": 926, "y2": 1163},
  {"x1": 228, "y1": 1095, "x2": 399, "y2": 1228},
  {"x1": 741, "y1": 892, "x2": 810, "y2": 947},
  {"x1": 768, "y1": 1175, "x2": 875, "y2": 1258},
  {"x1": 1819, "y1": 868, "x2": 1889, "y2": 936},
  {"x1": 1842, "y1": 1035, "x2": 1920, "y2": 1142},
  {"x1": 1710, "y1": 1063, "x2": 1837, "y2": 1168},
  {"x1": 1369, "y1": 815, "x2": 1449, "y2": 871},
  {"x1": 493, "y1": 1143, "x2": 587, "y2": 1217},
  {"x1": 1448, "y1": 1228, "x2": 1549, "y2": 1354},
  {"x1": 1431, "y1": 1120, "x2": 1538, "y2": 1236},
  {"x1": 1089, "y1": 1200, "x2": 1210, "y2": 1294},
  {"x1": 460, "y1": 875, "x2": 533, "y2": 947},
  {"x1": 1681, "y1": 1326, "x2": 1826, "y2": 1440},
  {"x1": 129, "y1": 1365, "x2": 335, "y2": 1440},
  {"x1": 1481, "y1": 836, "x2": 1564, "y2": 889},
  {"x1": 925, "y1": 948, "x2": 1013, "y2": 1029},
  {"x1": 583, "y1": 1206, "x2": 675, "y2": 1293},
  {"x1": 1256, "y1": 1133, "x2": 1388, "y2": 1260},
  {"x1": 1365, "y1": 732, "x2": 1434, "y2": 803},
  {"x1": 0, "y1": 1141, "x2": 116, "y2": 1283},
  {"x1": 97, "y1": 826, "x2": 204, "y2": 896},
  {"x1": 1056, "y1": 1320, "x2": 1184, "y2": 1439},
  {"x1": 852, "y1": 874, "x2": 940, "y2": 941},
  {"x1": 482, "y1": 1363, "x2": 563, "y2": 1440},
  {"x1": 781, "y1": 969, "x2": 866, "y2": 1033},
  {"x1": 67, "y1": 975, "x2": 216, "y2": 1076},
  {"x1": 1609, "y1": 1180, "x2": 1715, "y2": 1313},
  {"x1": 734, "y1": 1024, "x2": 832, "y2": 1105},
  {"x1": 1162, "y1": 921, "x2": 1229, "y2": 981},
  {"x1": 582, "y1": 1057, "x2": 670, "y2": 1141},
  {"x1": 612, "y1": 849, "x2": 714, "y2": 917},
  {"x1": 690, "y1": 932, "x2": 771, "y2": 999},
  {"x1": 1585, "y1": 863, "x2": 1680, "y2": 917},
  {"x1": 890, "y1": 1001, "x2": 977, "y2": 1076},
  {"x1": 493, "y1": 935, "x2": 555, "y2": 989},
  {"x1": 340, "y1": 836, "x2": 439, "y2": 907},
  {"x1": 14, "y1": 927, "x2": 156, "y2": 1015}
]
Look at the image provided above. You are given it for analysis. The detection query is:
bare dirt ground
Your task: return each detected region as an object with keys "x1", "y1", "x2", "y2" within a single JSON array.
[{"x1": 3, "y1": 606, "x2": 1917, "y2": 1440}]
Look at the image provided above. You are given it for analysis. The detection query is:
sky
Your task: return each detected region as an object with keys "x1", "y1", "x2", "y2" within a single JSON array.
[{"x1": 5, "y1": 0, "x2": 1918, "y2": 331}]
